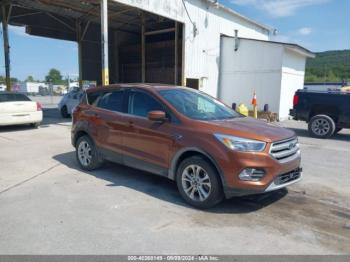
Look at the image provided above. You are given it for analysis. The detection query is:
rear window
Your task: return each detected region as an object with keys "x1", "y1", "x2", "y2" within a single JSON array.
[
  {"x1": 97, "y1": 91, "x2": 124, "y2": 112},
  {"x1": 0, "y1": 93, "x2": 31, "y2": 103},
  {"x1": 87, "y1": 92, "x2": 101, "y2": 105}
]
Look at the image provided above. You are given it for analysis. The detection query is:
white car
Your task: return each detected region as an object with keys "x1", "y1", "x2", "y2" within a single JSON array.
[
  {"x1": 58, "y1": 90, "x2": 83, "y2": 118},
  {"x1": 0, "y1": 92, "x2": 43, "y2": 127}
]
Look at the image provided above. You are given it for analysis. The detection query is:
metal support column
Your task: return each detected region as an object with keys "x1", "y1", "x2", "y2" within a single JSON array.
[
  {"x1": 2, "y1": 5, "x2": 11, "y2": 91},
  {"x1": 76, "y1": 20, "x2": 83, "y2": 89},
  {"x1": 181, "y1": 24, "x2": 186, "y2": 86},
  {"x1": 141, "y1": 13, "x2": 146, "y2": 83},
  {"x1": 101, "y1": 0, "x2": 109, "y2": 86},
  {"x1": 174, "y1": 22, "x2": 179, "y2": 85}
]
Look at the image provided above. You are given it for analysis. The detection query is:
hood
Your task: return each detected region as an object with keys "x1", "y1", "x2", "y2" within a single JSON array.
[{"x1": 201, "y1": 117, "x2": 296, "y2": 143}]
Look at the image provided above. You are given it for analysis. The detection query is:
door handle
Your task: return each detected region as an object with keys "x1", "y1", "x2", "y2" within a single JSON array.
[
  {"x1": 171, "y1": 134, "x2": 183, "y2": 140},
  {"x1": 128, "y1": 121, "x2": 134, "y2": 127}
]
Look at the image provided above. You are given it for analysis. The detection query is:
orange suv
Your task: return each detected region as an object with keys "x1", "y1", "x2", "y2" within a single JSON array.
[{"x1": 72, "y1": 84, "x2": 302, "y2": 208}]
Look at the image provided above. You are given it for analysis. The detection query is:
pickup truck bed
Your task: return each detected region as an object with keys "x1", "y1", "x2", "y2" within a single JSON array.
[{"x1": 290, "y1": 90, "x2": 350, "y2": 138}]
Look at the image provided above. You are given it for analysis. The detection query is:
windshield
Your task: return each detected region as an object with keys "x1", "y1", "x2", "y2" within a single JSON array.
[{"x1": 159, "y1": 88, "x2": 240, "y2": 120}]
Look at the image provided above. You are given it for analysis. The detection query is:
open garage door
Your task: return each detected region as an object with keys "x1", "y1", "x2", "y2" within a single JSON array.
[{"x1": 1, "y1": 0, "x2": 184, "y2": 87}]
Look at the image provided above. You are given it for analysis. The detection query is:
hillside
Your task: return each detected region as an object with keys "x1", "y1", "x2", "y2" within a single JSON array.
[{"x1": 305, "y1": 50, "x2": 350, "y2": 83}]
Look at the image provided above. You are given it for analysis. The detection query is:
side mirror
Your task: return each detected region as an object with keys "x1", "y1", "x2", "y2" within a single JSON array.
[{"x1": 148, "y1": 111, "x2": 167, "y2": 122}]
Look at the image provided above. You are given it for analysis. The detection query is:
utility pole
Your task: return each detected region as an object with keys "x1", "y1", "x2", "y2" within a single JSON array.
[
  {"x1": 76, "y1": 20, "x2": 83, "y2": 89},
  {"x1": 2, "y1": 5, "x2": 11, "y2": 91},
  {"x1": 101, "y1": 0, "x2": 109, "y2": 86},
  {"x1": 174, "y1": 21, "x2": 179, "y2": 85}
]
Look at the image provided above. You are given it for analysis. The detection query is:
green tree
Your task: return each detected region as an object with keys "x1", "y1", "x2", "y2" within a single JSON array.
[
  {"x1": 0, "y1": 75, "x2": 19, "y2": 85},
  {"x1": 26, "y1": 75, "x2": 35, "y2": 82},
  {"x1": 306, "y1": 50, "x2": 350, "y2": 83},
  {"x1": 45, "y1": 68, "x2": 63, "y2": 84}
]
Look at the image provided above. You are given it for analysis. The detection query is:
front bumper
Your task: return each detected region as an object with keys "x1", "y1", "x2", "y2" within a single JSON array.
[
  {"x1": 219, "y1": 139, "x2": 302, "y2": 198},
  {"x1": 264, "y1": 167, "x2": 302, "y2": 192},
  {"x1": 224, "y1": 167, "x2": 302, "y2": 198}
]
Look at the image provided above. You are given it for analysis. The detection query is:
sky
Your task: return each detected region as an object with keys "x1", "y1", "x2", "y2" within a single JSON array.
[
  {"x1": 0, "y1": 0, "x2": 349, "y2": 81},
  {"x1": 224, "y1": 0, "x2": 350, "y2": 52}
]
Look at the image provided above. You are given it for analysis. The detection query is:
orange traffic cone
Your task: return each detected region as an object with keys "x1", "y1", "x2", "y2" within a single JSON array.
[{"x1": 251, "y1": 91, "x2": 258, "y2": 119}]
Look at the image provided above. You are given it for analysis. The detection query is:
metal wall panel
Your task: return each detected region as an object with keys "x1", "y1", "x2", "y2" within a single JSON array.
[{"x1": 113, "y1": 0, "x2": 270, "y2": 96}]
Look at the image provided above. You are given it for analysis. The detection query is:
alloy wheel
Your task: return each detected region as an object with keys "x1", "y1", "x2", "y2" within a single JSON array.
[
  {"x1": 78, "y1": 140, "x2": 92, "y2": 167},
  {"x1": 181, "y1": 164, "x2": 212, "y2": 202},
  {"x1": 311, "y1": 118, "x2": 330, "y2": 136}
]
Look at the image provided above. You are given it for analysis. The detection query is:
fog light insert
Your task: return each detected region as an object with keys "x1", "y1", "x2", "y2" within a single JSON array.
[{"x1": 239, "y1": 168, "x2": 266, "y2": 181}]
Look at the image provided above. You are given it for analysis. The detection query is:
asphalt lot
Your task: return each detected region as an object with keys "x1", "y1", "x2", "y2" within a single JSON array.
[{"x1": 0, "y1": 109, "x2": 349, "y2": 254}]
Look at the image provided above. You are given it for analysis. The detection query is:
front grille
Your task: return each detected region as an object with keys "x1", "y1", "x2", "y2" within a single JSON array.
[
  {"x1": 275, "y1": 168, "x2": 302, "y2": 185},
  {"x1": 270, "y1": 137, "x2": 299, "y2": 162}
]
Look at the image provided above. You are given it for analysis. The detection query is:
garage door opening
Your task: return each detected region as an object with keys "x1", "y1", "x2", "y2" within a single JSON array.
[
  {"x1": 2, "y1": 0, "x2": 184, "y2": 87},
  {"x1": 119, "y1": 20, "x2": 183, "y2": 85}
]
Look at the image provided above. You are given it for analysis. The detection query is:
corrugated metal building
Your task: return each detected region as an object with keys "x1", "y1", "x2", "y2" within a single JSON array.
[
  {"x1": 114, "y1": 0, "x2": 271, "y2": 95},
  {"x1": 1, "y1": 0, "x2": 313, "y2": 119}
]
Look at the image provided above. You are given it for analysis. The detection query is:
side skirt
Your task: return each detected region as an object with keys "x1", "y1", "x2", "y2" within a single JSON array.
[{"x1": 99, "y1": 147, "x2": 169, "y2": 178}]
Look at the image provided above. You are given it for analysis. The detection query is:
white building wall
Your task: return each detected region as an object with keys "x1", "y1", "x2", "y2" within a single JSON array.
[
  {"x1": 183, "y1": 0, "x2": 269, "y2": 96},
  {"x1": 218, "y1": 37, "x2": 283, "y2": 114},
  {"x1": 19, "y1": 82, "x2": 47, "y2": 93},
  {"x1": 113, "y1": 0, "x2": 270, "y2": 96},
  {"x1": 279, "y1": 48, "x2": 306, "y2": 120}
]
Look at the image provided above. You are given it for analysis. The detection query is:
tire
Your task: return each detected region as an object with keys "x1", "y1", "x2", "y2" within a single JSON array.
[
  {"x1": 308, "y1": 114, "x2": 335, "y2": 139},
  {"x1": 60, "y1": 106, "x2": 69, "y2": 118},
  {"x1": 31, "y1": 122, "x2": 40, "y2": 128},
  {"x1": 75, "y1": 135, "x2": 104, "y2": 171},
  {"x1": 176, "y1": 156, "x2": 224, "y2": 209}
]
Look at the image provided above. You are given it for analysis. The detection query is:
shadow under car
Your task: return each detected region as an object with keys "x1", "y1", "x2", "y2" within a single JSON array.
[{"x1": 53, "y1": 151, "x2": 289, "y2": 213}]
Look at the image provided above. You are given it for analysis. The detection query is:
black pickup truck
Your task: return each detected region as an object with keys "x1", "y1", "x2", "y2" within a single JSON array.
[{"x1": 290, "y1": 90, "x2": 350, "y2": 138}]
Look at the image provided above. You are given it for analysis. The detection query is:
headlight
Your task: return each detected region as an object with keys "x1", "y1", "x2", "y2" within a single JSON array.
[{"x1": 214, "y1": 134, "x2": 266, "y2": 152}]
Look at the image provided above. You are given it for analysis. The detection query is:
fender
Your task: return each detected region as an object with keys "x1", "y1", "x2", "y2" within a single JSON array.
[
  {"x1": 168, "y1": 147, "x2": 227, "y2": 187},
  {"x1": 71, "y1": 120, "x2": 93, "y2": 147}
]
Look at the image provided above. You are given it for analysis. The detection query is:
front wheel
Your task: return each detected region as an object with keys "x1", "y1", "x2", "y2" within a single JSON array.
[
  {"x1": 308, "y1": 114, "x2": 335, "y2": 139},
  {"x1": 176, "y1": 156, "x2": 224, "y2": 209},
  {"x1": 76, "y1": 135, "x2": 104, "y2": 171}
]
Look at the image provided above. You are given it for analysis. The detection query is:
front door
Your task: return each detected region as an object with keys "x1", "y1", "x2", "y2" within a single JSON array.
[{"x1": 122, "y1": 90, "x2": 175, "y2": 176}]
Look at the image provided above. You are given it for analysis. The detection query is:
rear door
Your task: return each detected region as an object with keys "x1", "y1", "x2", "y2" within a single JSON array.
[
  {"x1": 89, "y1": 89, "x2": 127, "y2": 163},
  {"x1": 121, "y1": 89, "x2": 176, "y2": 176},
  {"x1": 0, "y1": 93, "x2": 37, "y2": 114}
]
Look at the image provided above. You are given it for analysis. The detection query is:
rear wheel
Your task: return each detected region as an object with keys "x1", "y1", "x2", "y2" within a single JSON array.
[
  {"x1": 31, "y1": 122, "x2": 40, "y2": 128},
  {"x1": 76, "y1": 135, "x2": 104, "y2": 171},
  {"x1": 308, "y1": 114, "x2": 335, "y2": 139},
  {"x1": 176, "y1": 156, "x2": 223, "y2": 209},
  {"x1": 60, "y1": 106, "x2": 69, "y2": 118}
]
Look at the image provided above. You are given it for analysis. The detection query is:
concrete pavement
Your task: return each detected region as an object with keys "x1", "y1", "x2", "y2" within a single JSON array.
[{"x1": 0, "y1": 111, "x2": 349, "y2": 254}]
